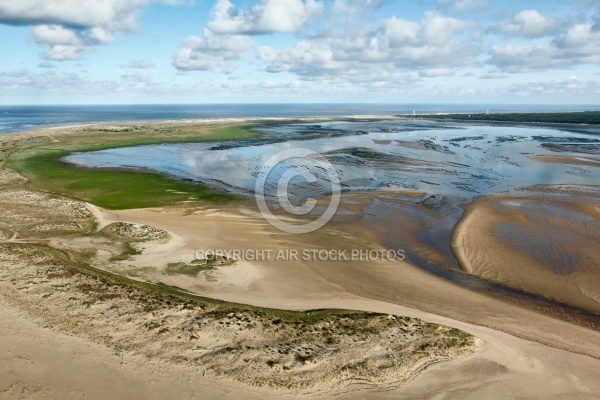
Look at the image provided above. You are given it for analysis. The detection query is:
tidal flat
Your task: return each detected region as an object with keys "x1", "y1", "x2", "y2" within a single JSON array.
[{"x1": 0, "y1": 118, "x2": 599, "y2": 399}]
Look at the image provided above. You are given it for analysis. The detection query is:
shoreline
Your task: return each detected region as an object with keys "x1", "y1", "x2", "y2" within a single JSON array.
[
  {"x1": 0, "y1": 115, "x2": 405, "y2": 137},
  {"x1": 2, "y1": 109, "x2": 600, "y2": 137}
]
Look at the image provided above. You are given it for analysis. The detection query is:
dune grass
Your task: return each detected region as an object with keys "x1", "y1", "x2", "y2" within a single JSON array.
[{"x1": 6, "y1": 124, "x2": 259, "y2": 209}]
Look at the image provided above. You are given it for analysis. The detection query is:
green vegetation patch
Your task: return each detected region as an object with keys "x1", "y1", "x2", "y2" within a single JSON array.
[
  {"x1": 164, "y1": 262, "x2": 215, "y2": 277},
  {"x1": 6, "y1": 124, "x2": 260, "y2": 209},
  {"x1": 109, "y1": 242, "x2": 142, "y2": 262},
  {"x1": 124, "y1": 266, "x2": 158, "y2": 278}
]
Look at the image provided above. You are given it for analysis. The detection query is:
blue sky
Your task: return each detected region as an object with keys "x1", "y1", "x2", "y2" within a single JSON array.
[{"x1": 0, "y1": 0, "x2": 599, "y2": 104}]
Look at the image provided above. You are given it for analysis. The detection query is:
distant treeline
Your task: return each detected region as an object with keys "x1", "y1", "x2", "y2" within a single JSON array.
[{"x1": 403, "y1": 111, "x2": 600, "y2": 125}]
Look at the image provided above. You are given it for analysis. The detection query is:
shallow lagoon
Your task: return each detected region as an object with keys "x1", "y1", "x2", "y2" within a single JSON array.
[{"x1": 64, "y1": 120, "x2": 600, "y2": 199}]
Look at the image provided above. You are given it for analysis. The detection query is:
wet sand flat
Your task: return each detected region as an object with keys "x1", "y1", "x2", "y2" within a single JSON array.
[
  {"x1": 103, "y1": 195, "x2": 600, "y2": 359},
  {"x1": 452, "y1": 194, "x2": 600, "y2": 315},
  {"x1": 529, "y1": 154, "x2": 600, "y2": 168}
]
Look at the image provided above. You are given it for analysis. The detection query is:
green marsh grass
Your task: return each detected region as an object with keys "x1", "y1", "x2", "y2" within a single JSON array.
[{"x1": 6, "y1": 124, "x2": 259, "y2": 209}]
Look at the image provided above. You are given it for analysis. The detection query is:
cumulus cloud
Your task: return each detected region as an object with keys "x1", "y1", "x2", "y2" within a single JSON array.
[
  {"x1": 0, "y1": 0, "x2": 187, "y2": 61},
  {"x1": 495, "y1": 10, "x2": 559, "y2": 38},
  {"x1": 122, "y1": 59, "x2": 156, "y2": 69},
  {"x1": 258, "y1": 11, "x2": 474, "y2": 81},
  {"x1": 489, "y1": 44, "x2": 557, "y2": 72},
  {"x1": 554, "y1": 23, "x2": 600, "y2": 53},
  {"x1": 173, "y1": 0, "x2": 323, "y2": 72},
  {"x1": 207, "y1": 0, "x2": 323, "y2": 35},
  {"x1": 173, "y1": 29, "x2": 254, "y2": 71},
  {"x1": 489, "y1": 18, "x2": 600, "y2": 72},
  {"x1": 29, "y1": 25, "x2": 80, "y2": 46},
  {"x1": 0, "y1": 0, "x2": 142, "y2": 30},
  {"x1": 28, "y1": 24, "x2": 91, "y2": 60}
]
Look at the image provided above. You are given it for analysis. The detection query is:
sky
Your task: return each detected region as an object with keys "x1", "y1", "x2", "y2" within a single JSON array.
[{"x1": 0, "y1": 0, "x2": 599, "y2": 104}]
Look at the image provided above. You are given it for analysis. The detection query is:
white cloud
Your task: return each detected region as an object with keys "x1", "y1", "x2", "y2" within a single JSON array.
[
  {"x1": 222, "y1": 79, "x2": 306, "y2": 92},
  {"x1": 88, "y1": 27, "x2": 114, "y2": 44},
  {"x1": 258, "y1": 11, "x2": 474, "y2": 82},
  {"x1": 489, "y1": 18, "x2": 600, "y2": 72},
  {"x1": 122, "y1": 59, "x2": 156, "y2": 69},
  {"x1": 173, "y1": 29, "x2": 254, "y2": 71},
  {"x1": 419, "y1": 68, "x2": 455, "y2": 77},
  {"x1": 554, "y1": 23, "x2": 600, "y2": 52},
  {"x1": 0, "y1": 1, "x2": 147, "y2": 32},
  {"x1": 28, "y1": 24, "x2": 91, "y2": 60},
  {"x1": 479, "y1": 69, "x2": 507, "y2": 79},
  {"x1": 0, "y1": 0, "x2": 188, "y2": 61},
  {"x1": 489, "y1": 44, "x2": 557, "y2": 72},
  {"x1": 0, "y1": 68, "x2": 92, "y2": 92},
  {"x1": 43, "y1": 45, "x2": 86, "y2": 61},
  {"x1": 421, "y1": 11, "x2": 471, "y2": 45},
  {"x1": 0, "y1": 67, "x2": 197, "y2": 100},
  {"x1": 507, "y1": 76, "x2": 600, "y2": 98},
  {"x1": 173, "y1": 0, "x2": 323, "y2": 72},
  {"x1": 208, "y1": 0, "x2": 323, "y2": 35},
  {"x1": 29, "y1": 25, "x2": 81, "y2": 46},
  {"x1": 121, "y1": 70, "x2": 153, "y2": 82},
  {"x1": 381, "y1": 17, "x2": 420, "y2": 45},
  {"x1": 495, "y1": 10, "x2": 559, "y2": 38}
]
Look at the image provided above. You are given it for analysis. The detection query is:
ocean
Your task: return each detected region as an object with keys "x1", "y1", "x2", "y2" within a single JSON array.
[{"x1": 1, "y1": 103, "x2": 598, "y2": 135}]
